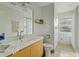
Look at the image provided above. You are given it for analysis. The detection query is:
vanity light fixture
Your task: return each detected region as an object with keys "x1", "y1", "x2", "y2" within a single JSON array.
[{"x1": 35, "y1": 19, "x2": 44, "y2": 24}]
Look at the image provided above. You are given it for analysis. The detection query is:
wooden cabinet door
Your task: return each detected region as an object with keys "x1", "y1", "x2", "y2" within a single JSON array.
[
  {"x1": 8, "y1": 46, "x2": 31, "y2": 57},
  {"x1": 30, "y1": 40, "x2": 43, "y2": 57},
  {"x1": 8, "y1": 40, "x2": 43, "y2": 57}
]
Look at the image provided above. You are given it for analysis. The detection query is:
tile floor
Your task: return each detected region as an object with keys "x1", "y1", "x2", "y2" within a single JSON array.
[{"x1": 52, "y1": 42, "x2": 77, "y2": 57}]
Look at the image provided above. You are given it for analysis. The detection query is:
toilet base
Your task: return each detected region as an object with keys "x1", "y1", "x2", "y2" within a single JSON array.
[
  {"x1": 42, "y1": 47, "x2": 46, "y2": 57},
  {"x1": 51, "y1": 49, "x2": 55, "y2": 53},
  {"x1": 43, "y1": 43, "x2": 54, "y2": 57}
]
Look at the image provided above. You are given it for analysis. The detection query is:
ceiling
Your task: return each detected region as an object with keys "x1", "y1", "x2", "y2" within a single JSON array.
[
  {"x1": 54, "y1": 2, "x2": 79, "y2": 13},
  {"x1": 1, "y1": 2, "x2": 79, "y2": 13}
]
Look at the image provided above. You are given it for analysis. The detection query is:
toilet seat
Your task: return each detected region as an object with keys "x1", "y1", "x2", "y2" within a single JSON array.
[{"x1": 44, "y1": 43, "x2": 53, "y2": 48}]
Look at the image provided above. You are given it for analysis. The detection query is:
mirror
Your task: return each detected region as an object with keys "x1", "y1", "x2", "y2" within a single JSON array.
[{"x1": 0, "y1": 3, "x2": 33, "y2": 38}]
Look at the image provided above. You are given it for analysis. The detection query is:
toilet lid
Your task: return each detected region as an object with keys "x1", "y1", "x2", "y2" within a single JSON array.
[{"x1": 44, "y1": 43, "x2": 53, "y2": 48}]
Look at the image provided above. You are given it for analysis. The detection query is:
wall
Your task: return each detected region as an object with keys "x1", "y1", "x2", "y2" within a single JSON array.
[
  {"x1": 41, "y1": 3, "x2": 54, "y2": 35},
  {"x1": 33, "y1": 5, "x2": 43, "y2": 35},
  {"x1": 32, "y1": 3, "x2": 54, "y2": 44},
  {"x1": 36, "y1": 3, "x2": 54, "y2": 44},
  {"x1": 33, "y1": 4, "x2": 54, "y2": 35}
]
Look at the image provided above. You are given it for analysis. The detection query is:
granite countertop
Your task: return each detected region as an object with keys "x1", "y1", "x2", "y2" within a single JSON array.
[{"x1": 0, "y1": 36, "x2": 44, "y2": 57}]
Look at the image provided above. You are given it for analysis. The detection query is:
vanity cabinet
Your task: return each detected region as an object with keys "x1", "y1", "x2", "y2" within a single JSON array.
[
  {"x1": 30, "y1": 40, "x2": 43, "y2": 57},
  {"x1": 8, "y1": 40, "x2": 43, "y2": 57}
]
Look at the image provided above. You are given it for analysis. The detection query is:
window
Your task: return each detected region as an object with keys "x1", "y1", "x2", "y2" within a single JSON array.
[
  {"x1": 23, "y1": 8, "x2": 32, "y2": 34},
  {"x1": 24, "y1": 18, "x2": 32, "y2": 34},
  {"x1": 59, "y1": 17, "x2": 72, "y2": 32}
]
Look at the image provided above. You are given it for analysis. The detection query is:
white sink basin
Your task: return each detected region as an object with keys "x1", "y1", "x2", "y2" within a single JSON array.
[
  {"x1": 9, "y1": 38, "x2": 29, "y2": 46},
  {"x1": 9, "y1": 40, "x2": 21, "y2": 46},
  {"x1": 9, "y1": 37, "x2": 41, "y2": 50}
]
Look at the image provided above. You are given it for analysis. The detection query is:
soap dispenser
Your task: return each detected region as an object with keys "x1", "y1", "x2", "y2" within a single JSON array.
[
  {"x1": 0, "y1": 33, "x2": 5, "y2": 40},
  {"x1": 2, "y1": 33, "x2": 5, "y2": 39}
]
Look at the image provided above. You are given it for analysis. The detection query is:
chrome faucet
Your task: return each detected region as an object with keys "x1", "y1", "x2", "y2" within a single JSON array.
[
  {"x1": 16, "y1": 31, "x2": 19, "y2": 37},
  {"x1": 19, "y1": 31, "x2": 24, "y2": 40},
  {"x1": 16, "y1": 30, "x2": 24, "y2": 41}
]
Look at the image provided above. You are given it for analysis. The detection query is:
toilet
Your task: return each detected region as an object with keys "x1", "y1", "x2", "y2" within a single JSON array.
[{"x1": 44, "y1": 43, "x2": 53, "y2": 57}]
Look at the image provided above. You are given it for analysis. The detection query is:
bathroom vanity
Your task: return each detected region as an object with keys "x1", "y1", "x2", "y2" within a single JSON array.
[
  {"x1": 0, "y1": 36, "x2": 43, "y2": 57},
  {"x1": 8, "y1": 40, "x2": 43, "y2": 57}
]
